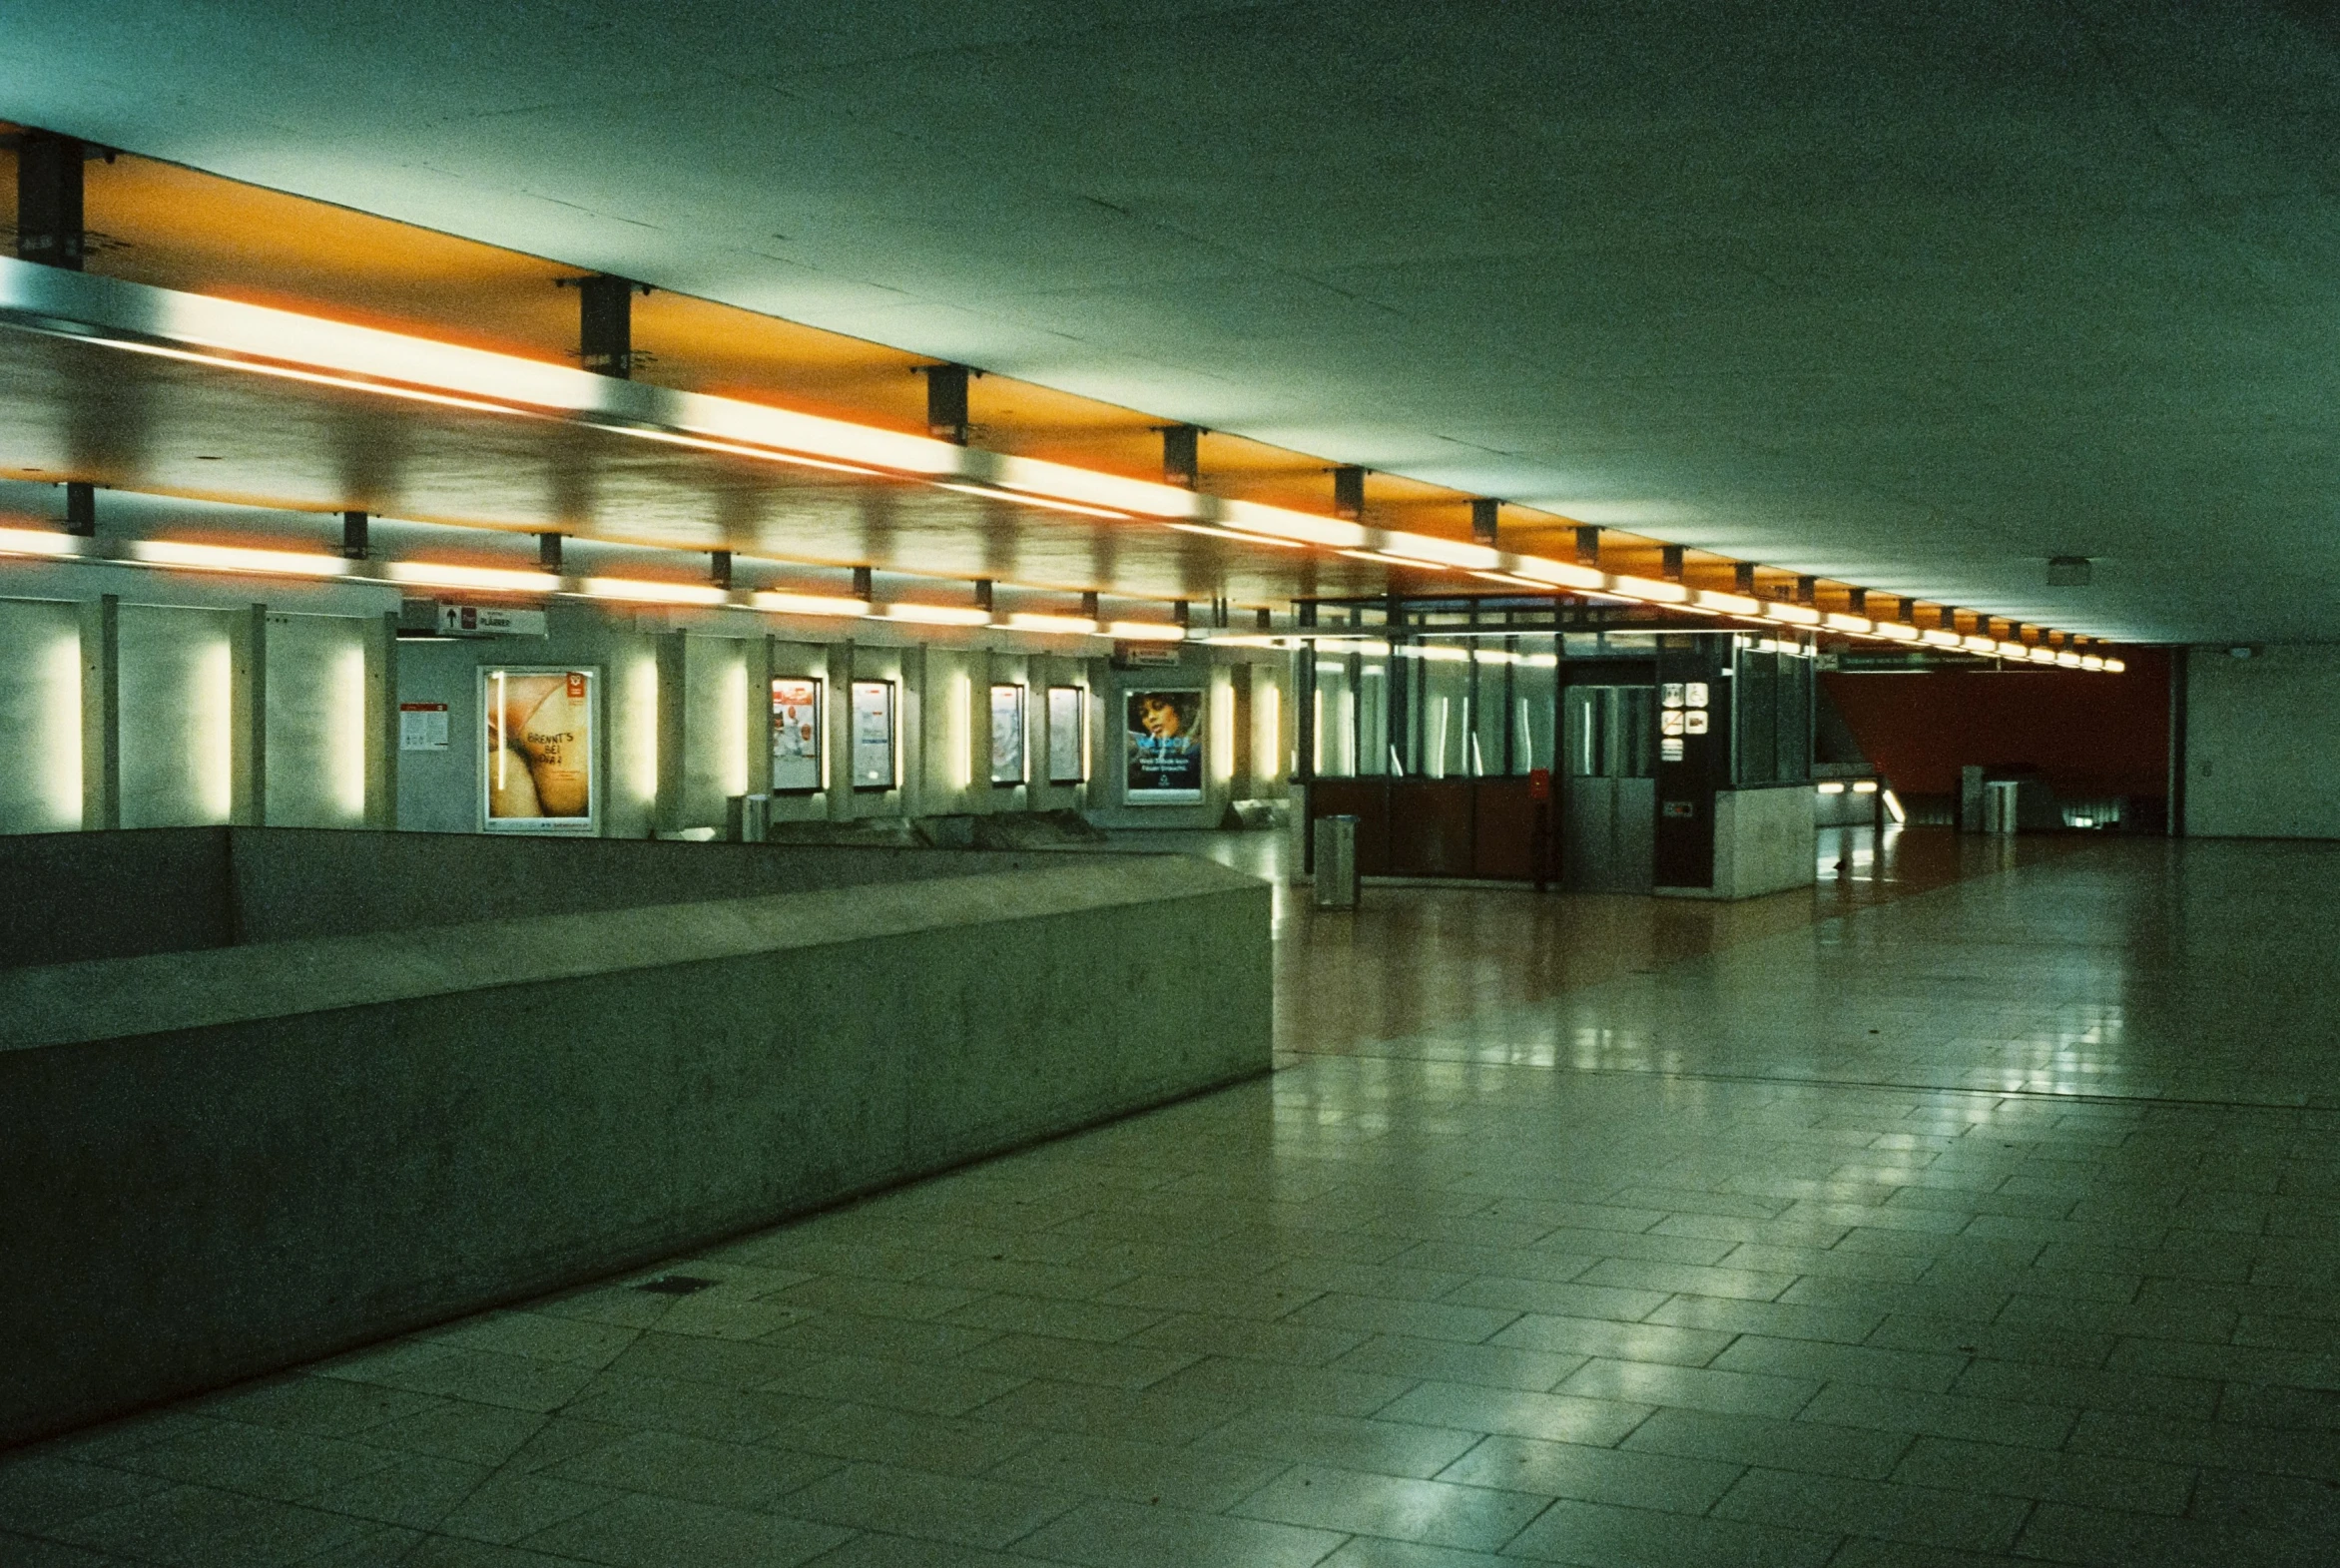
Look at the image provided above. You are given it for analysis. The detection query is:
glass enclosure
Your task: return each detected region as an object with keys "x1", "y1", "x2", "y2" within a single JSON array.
[
  {"x1": 1298, "y1": 617, "x2": 1812, "y2": 784},
  {"x1": 1564, "y1": 686, "x2": 1655, "y2": 780},
  {"x1": 1306, "y1": 635, "x2": 1558, "y2": 779},
  {"x1": 1731, "y1": 637, "x2": 1815, "y2": 786}
]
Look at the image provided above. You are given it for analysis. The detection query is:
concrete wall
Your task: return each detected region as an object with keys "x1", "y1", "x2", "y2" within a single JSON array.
[
  {"x1": 2186, "y1": 644, "x2": 2340, "y2": 839},
  {"x1": 0, "y1": 848, "x2": 1270, "y2": 1444},
  {"x1": 0, "y1": 827, "x2": 1080, "y2": 967}
]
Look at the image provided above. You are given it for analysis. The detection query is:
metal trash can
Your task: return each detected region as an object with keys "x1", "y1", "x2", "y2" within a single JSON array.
[{"x1": 1312, "y1": 814, "x2": 1359, "y2": 909}]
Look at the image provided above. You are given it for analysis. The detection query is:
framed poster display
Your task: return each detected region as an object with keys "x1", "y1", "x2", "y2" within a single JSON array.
[
  {"x1": 988, "y1": 684, "x2": 1027, "y2": 784},
  {"x1": 1125, "y1": 688, "x2": 1204, "y2": 804},
  {"x1": 771, "y1": 677, "x2": 823, "y2": 791},
  {"x1": 850, "y1": 680, "x2": 895, "y2": 789},
  {"x1": 1046, "y1": 686, "x2": 1086, "y2": 784},
  {"x1": 481, "y1": 667, "x2": 599, "y2": 834}
]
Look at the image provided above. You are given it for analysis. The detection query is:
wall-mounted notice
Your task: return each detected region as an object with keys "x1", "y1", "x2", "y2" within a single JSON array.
[
  {"x1": 989, "y1": 684, "x2": 1026, "y2": 784},
  {"x1": 481, "y1": 667, "x2": 598, "y2": 834},
  {"x1": 850, "y1": 680, "x2": 895, "y2": 789},
  {"x1": 1126, "y1": 689, "x2": 1204, "y2": 804},
  {"x1": 1046, "y1": 686, "x2": 1086, "y2": 784},
  {"x1": 399, "y1": 702, "x2": 449, "y2": 752},
  {"x1": 771, "y1": 677, "x2": 823, "y2": 791}
]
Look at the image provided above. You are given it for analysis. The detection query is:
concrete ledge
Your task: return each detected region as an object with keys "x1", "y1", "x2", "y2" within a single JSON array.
[{"x1": 0, "y1": 848, "x2": 1269, "y2": 1444}]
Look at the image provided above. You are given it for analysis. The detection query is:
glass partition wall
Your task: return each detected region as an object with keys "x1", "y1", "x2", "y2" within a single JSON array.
[
  {"x1": 1303, "y1": 633, "x2": 1557, "y2": 783},
  {"x1": 1296, "y1": 607, "x2": 1816, "y2": 884}
]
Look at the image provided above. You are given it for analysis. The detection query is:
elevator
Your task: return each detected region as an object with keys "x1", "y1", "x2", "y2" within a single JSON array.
[{"x1": 1560, "y1": 682, "x2": 1655, "y2": 891}]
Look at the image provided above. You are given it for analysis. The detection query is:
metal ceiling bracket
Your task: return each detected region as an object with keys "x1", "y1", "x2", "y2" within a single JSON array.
[
  {"x1": 919, "y1": 363, "x2": 972, "y2": 445},
  {"x1": 1574, "y1": 525, "x2": 1601, "y2": 566},
  {"x1": 1660, "y1": 543, "x2": 1684, "y2": 582},
  {"x1": 1332, "y1": 465, "x2": 1366, "y2": 521},
  {"x1": 1733, "y1": 562, "x2": 1757, "y2": 594},
  {"x1": 1471, "y1": 498, "x2": 1499, "y2": 546},
  {"x1": 565, "y1": 273, "x2": 650, "y2": 378},
  {"x1": 538, "y1": 532, "x2": 564, "y2": 571},
  {"x1": 341, "y1": 510, "x2": 370, "y2": 560},
  {"x1": 16, "y1": 132, "x2": 86, "y2": 271},
  {"x1": 63, "y1": 480, "x2": 96, "y2": 537},
  {"x1": 1161, "y1": 424, "x2": 1201, "y2": 490}
]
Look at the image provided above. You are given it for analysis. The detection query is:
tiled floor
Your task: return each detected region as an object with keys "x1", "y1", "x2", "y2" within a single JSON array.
[{"x1": 9, "y1": 827, "x2": 2340, "y2": 1566}]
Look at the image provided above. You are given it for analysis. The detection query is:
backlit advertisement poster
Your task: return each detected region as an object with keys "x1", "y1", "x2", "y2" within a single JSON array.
[
  {"x1": 1125, "y1": 689, "x2": 1204, "y2": 804},
  {"x1": 482, "y1": 667, "x2": 598, "y2": 834},
  {"x1": 989, "y1": 684, "x2": 1026, "y2": 784},
  {"x1": 850, "y1": 680, "x2": 895, "y2": 788},
  {"x1": 771, "y1": 677, "x2": 822, "y2": 791},
  {"x1": 1046, "y1": 686, "x2": 1085, "y2": 784}
]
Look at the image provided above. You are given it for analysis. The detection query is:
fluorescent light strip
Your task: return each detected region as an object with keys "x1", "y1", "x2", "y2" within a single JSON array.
[
  {"x1": 1339, "y1": 548, "x2": 1450, "y2": 572},
  {"x1": 1006, "y1": 612, "x2": 1101, "y2": 635},
  {"x1": 2080, "y1": 655, "x2": 2105, "y2": 671},
  {"x1": 2103, "y1": 658, "x2": 2126, "y2": 673},
  {"x1": 614, "y1": 424, "x2": 883, "y2": 477},
  {"x1": 883, "y1": 602, "x2": 993, "y2": 627},
  {"x1": 1964, "y1": 635, "x2": 2000, "y2": 654},
  {"x1": 1765, "y1": 603, "x2": 1823, "y2": 626},
  {"x1": 1507, "y1": 559, "x2": 1606, "y2": 591},
  {"x1": 1692, "y1": 589, "x2": 1762, "y2": 616},
  {"x1": 1826, "y1": 612, "x2": 1875, "y2": 634},
  {"x1": 1216, "y1": 499, "x2": 1371, "y2": 550},
  {"x1": 1380, "y1": 536, "x2": 1501, "y2": 571},
  {"x1": 0, "y1": 525, "x2": 83, "y2": 558},
  {"x1": 1873, "y1": 622, "x2": 1921, "y2": 642},
  {"x1": 930, "y1": 482, "x2": 1130, "y2": 521},
  {"x1": 132, "y1": 540, "x2": 351, "y2": 577},
  {"x1": 585, "y1": 577, "x2": 730, "y2": 607},
  {"x1": 1608, "y1": 574, "x2": 1688, "y2": 604},
  {"x1": 1168, "y1": 521, "x2": 1307, "y2": 549},
  {"x1": 1106, "y1": 621, "x2": 1185, "y2": 641},
  {"x1": 388, "y1": 562, "x2": 560, "y2": 593},
  {"x1": 1921, "y1": 629, "x2": 1964, "y2": 649},
  {"x1": 754, "y1": 591, "x2": 871, "y2": 618}
]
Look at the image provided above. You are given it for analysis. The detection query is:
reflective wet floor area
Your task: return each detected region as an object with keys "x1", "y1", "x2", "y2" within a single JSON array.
[{"x1": 8, "y1": 831, "x2": 2339, "y2": 1566}]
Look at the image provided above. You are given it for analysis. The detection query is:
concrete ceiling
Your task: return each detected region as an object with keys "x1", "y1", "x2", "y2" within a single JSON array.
[{"x1": 6, "y1": 2, "x2": 2340, "y2": 642}]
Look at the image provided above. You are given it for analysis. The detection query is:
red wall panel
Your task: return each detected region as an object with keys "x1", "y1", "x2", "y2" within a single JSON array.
[{"x1": 1821, "y1": 649, "x2": 2169, "y2": 799}]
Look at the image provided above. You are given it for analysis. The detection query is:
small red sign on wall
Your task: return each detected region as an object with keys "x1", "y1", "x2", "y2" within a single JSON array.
[{"x1": 1527, "y1": 768, "x2": 1551, "y2": 802}]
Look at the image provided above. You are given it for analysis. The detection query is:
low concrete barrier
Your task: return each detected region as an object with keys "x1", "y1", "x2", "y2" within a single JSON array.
[{"x1": 0, "y1": 837, "x2": 1269, "y2": 1444}]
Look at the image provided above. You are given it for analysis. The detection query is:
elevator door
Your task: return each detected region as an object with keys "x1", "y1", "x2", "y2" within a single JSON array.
[{"x1": 1561, "y1": 685, "x2": 1655, "y2": 892}]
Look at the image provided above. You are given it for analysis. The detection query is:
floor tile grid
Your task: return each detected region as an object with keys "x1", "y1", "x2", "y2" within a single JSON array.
[{"x1": 21, "y1": 1078, "x2": 2335, "y2": 1565}]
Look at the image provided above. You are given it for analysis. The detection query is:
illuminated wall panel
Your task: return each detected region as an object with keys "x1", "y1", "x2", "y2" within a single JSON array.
[
  {"x1": 0, "y1": 599, "x2": 82, "y2": 834},
  {"x1": 119, "y1": 606, "x2": 234, "y2": 829},
  {"x1": 265, "y1": 613, "x2": 369, "y2": 827}
]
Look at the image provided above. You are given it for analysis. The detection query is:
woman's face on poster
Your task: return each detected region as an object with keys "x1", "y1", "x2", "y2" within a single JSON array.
[{"x1": 1138, "y1": 698, "x2": 1183, "y2": 739}]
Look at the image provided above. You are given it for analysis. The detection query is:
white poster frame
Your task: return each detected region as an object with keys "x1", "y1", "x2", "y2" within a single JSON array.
[
  {"x1": 850, "y1": 679, "x2": 896, "y2": 790},
  {"x1": 478, "y1": 666, "x2": 601, "y2": 835},
  {"x1": 771, "y1": 676, "x2": 824, "y2": 792},
  {"x1": 1046, "y1": 686, "x2": 1086, "y2": 784}
]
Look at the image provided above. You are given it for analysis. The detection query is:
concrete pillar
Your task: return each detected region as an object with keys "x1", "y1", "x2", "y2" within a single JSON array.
[
  {"x1": 79, "y1": 594, "x2": 119, "y2": 830},
  {"x1": 229, "y1": 604, "x2": 267, "y2": 826},
  {"x1": 654, "y1": 629, "x2": 687, "y2": 834},
  {"x1": 744, "y1": 634, "x2": 773, "y2": 797},
  {"x1": 828, "y1": 640, "x2": 856, "y2": 821},
  {"x1": 1230, "y1": 662, "x2": 1256, "y2": 798},
  {"x1": 362, "y1": 611, "x2": 399, "y2": 829}
]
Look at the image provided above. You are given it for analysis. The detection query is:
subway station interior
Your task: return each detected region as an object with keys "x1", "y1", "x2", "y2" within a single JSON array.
[{"x1": 4, "y1": 6, "x2": 2340, "y2": 1566}]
